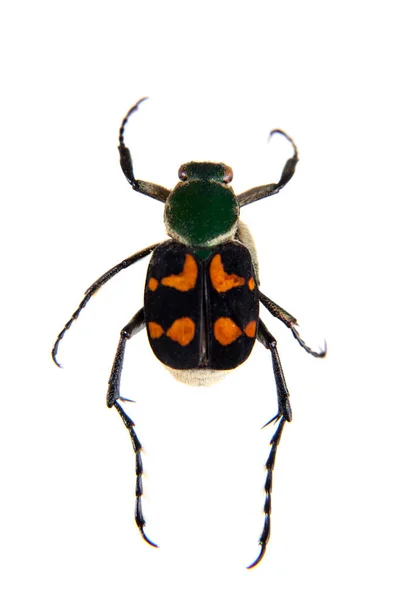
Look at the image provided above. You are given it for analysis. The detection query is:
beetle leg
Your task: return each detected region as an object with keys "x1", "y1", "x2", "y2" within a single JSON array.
[
  {"x1": 118, "y1": 98, "x2": 171, "y2": 203},
  {"x1": 107, "y1": 308, "x2": 158, "y2": 548},
  {"x1": 259, "y1": 291, "x2": 327, "y2": 358},
  {"x1": 106, "y1": 309, "x2": 146, "y2": 407},
  {"x1": 258, "y1": 319, "x2": 292, "y2": 422},
  {"x1": 247, "y1": 319, "x2": 292, "y2": 569},
  {"x1": 237, "y1": 130, "x2": 298, "y2": 207},
  {"x1": 52, "y1": 244, "x2": 158, "y2": 367}
]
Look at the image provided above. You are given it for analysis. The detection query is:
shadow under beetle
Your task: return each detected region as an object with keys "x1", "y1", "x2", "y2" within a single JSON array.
[{"x1": 52, "y1": 98, "x2": 326, "y2": 568}]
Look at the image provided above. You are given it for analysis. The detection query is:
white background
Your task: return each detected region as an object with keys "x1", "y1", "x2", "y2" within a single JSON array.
[{"x1": 1, "y1": 1, "x2": 399, "y2": 599}]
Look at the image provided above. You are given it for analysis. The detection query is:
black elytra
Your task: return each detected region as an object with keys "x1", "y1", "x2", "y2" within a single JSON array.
[
  {"x1": 145, "y1": 240, "x2": 258, "y2": 370},
  {"x1": 52, "y1": 98, "x2": 326, "y2": 569}
]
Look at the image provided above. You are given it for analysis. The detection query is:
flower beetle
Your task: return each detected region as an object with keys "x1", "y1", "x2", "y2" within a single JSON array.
[{"x1": 52, "y1": 98, "x2": 325, "y2": 568}]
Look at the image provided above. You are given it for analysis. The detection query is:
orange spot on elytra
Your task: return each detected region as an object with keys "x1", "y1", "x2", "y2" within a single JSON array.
[
  {"x1": 210, "y1": 254, "x2": 245, "y2": 292},
  {"x1": 148, "y1": 277, "x2": 159, "y2": 291},
  {"x1": 248, "y1": 277, "x2": 255, "y2": 291},
  {"x1": 161, "y1": 254, "x2": 198, "y2": 291},
  {"x1": 148, "y1": 322, "x2": 164, "y2": 339},
  {"x1": 214, "y1": 317, "x2": 242, "y2": 346},
  {"x1": 166, "y1": 317, "x2": 196, "y2": 346},
  {"x1": 244, "y1": 320, "x2": 257, "y2": 338}
]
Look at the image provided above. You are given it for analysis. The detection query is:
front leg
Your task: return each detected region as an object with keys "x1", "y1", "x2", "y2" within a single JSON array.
[
  {"x1": 247, "y1": 319, "x2": 292, "y2": 569},
  {"x1": 107, "y1": 308, "x2": 157, "y2": 548},
  {"x1": 237, "y1": 130, "x2": 298, "y2": 207},
  {"x1": 118, "y1": 98, "x2": 171, "y2": 203}
]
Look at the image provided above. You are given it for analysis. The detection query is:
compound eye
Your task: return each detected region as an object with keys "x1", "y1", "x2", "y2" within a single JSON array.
[
  {"x1": 178, "y1": 164, "x2": 188, "y2": 181},
  {"x1": 223, "y1": 166, "x2": 233, "y2": 183}
]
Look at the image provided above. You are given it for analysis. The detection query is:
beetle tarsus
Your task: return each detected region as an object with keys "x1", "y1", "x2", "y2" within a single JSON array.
[
  {"x1": 247, "y1": 539, "x2": 267, "y2": 570},
  {"x1": 248, "y1": 416, "x2": 287, "y2": 568},
  {"x1": 118, "y1": 97, "x2": 148, "y2": 148},
  {"x1": 114, "y1": 401, "x2": 158, "y2": 548},
  {"x1": 136, "y1": 496, "x2": 159, "y2": 548},
  {"x1": 237, "y1": 128, "x2": 299, "y2": 207},
  {"x1": 51, "y1": 342, "x2": 63, "y2": 368},
  {"x1": 139, "y1": 528, "x2": 159, "y2": 549},
  {"x1": 269, "y1": 128, "x2": 299, "y2": 159},
  {"x1": 291, "y1": 326, "x2": 327, "y2": 358},
  {"x1": 118, "y1": 98, "x2": 171, "y2": 203},
  {"x1": 259, "y1": 291, "x2": 326, "y2": 359}
]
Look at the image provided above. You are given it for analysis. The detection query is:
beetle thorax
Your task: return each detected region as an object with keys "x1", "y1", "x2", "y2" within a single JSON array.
[{"x1": 164, "y1": 162, "x2": 239, "y2": 247}]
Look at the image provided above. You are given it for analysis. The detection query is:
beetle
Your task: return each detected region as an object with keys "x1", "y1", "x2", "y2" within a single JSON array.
[{"x1": 52, "y1": 98, "x2": 326, "y2": 568}]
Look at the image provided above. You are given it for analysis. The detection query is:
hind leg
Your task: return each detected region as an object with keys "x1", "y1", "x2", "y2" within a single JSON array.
[
  {"x1": 107, "y1": 308, "x2": 157, "y2": 548},
  {"x1": 248, "y1": 319, "x2": 292, "y2": 568}
]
